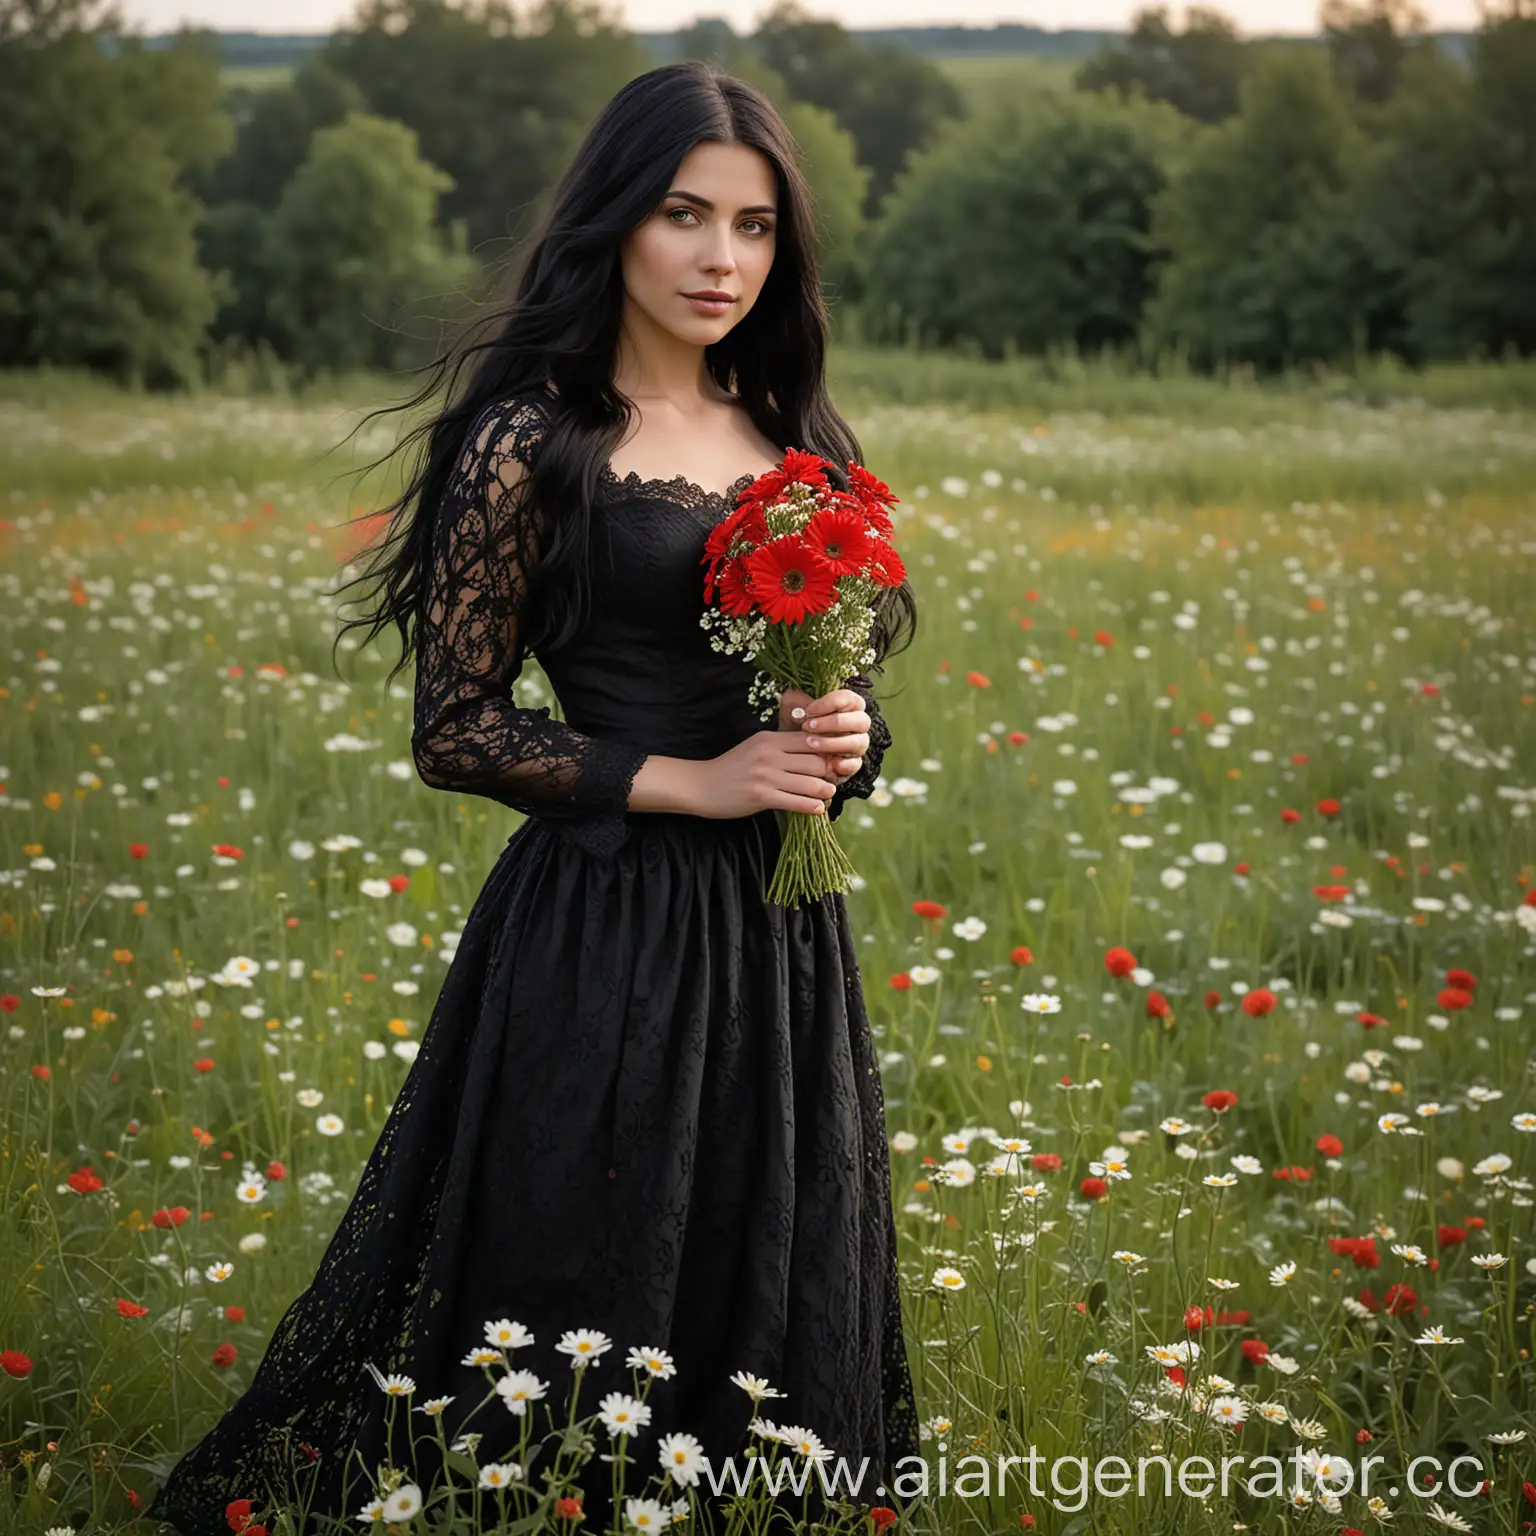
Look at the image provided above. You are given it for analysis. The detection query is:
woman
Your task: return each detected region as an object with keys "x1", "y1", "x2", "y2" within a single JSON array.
[{"x1": 147, "y1": 59, "x2": 919, "y2": 1533}]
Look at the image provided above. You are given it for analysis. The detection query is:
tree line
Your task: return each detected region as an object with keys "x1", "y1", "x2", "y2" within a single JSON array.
[{"x1": 0, "y1": 0, "x2": 1530, "y2": 386}]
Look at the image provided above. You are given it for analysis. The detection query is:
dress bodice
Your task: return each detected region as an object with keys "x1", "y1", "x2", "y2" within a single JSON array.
[{"x1": 408, "y1": 389, "x2": 890, "y2": 857}]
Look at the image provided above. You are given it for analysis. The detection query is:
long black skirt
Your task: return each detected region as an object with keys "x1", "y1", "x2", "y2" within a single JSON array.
[{"x1": 146, "y1": 808, "x2": 920, "y2": 1532}]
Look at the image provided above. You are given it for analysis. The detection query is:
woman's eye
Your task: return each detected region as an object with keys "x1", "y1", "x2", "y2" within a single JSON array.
[{"x1": 664, "y1": 208, "x2": 773, "y2": 236}]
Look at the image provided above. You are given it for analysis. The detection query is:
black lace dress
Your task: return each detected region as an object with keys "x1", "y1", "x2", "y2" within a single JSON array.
[{"x1": 146, "y1": 388, "x2": 919, "y2": 1533}]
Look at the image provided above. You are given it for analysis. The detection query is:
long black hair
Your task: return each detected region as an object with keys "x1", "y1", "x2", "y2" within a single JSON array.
[{"x1": 332, "y1": 59, "x2": 917, "y2": 689}]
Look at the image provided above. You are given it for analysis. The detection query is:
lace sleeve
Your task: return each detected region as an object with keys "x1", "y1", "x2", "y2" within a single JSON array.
[
  {"x1": 411, "y1": 394, "x2": 649, "y2": 857},
  {"x1": 827, "y1": 674, "x2": 891, "y2": 823}
]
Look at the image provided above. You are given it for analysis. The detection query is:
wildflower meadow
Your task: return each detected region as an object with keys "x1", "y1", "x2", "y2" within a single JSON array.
[{"x1": 2, "y1": 359, "x2": 1534, "y2": 1535}]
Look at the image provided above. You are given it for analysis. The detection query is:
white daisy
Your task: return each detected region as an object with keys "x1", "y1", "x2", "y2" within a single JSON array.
[
  {"x1": 478, "y1": 1462, "x2": 523, "y2": 1488},
  {"x1": 729, "y1": 1370, "x2": 785, "y2": 1401},
  {"x1": 495, "y1": 1369, "x2": 548, "y2": 1414},
  {"x1": 380, "y1": 1484, "x2": 422, "y2": 1521},
  {"x1": 657, "y1": 1431, "x2": 708, "y2": 1487},
  {"x1": 555, "y1": 1328, "x2": 612, "y2": 1367},
  {"x1": 598, "y1": 1391, "x2": 651, "y2": 1437},
  {"x1": 1269, "y1": 1261, "x2": 1297, "y2": 1287},
  {"x1": 626, "y1": 1345, "x2": 677, "y2": 1378},
  {"x1": 484, "y1": 1318, "x2": 534, "y2": 1351}
]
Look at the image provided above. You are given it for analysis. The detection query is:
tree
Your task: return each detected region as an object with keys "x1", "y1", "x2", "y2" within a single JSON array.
[
  {"x1": 1347, "y1": 11, "x2": 1536, "y2": 358},
  {"x1": 0, "y1": 11, "x2": 227, "y2": 383},
  {"x1": 1146, "y1": 46, "x2": 1385, "y2": 367},
  {"x1": 262, "y1": 111, "x2": 478, "y2": 375},
  {"x1": 1076, "y1": 5, "x2": 1247, "y2": 124},
  {"x1": 1320, "y1": 0, "x2": 1429, "y2": 104},
  {"x1": 322, "y1": 0, "x2": 650, "y2": 256},
  {"x1": 862, "y1": 93, "x2": 1183, "y2": 357},
  {"x1": 750, "y1": 0, "x2": 964, "y2": 217}
]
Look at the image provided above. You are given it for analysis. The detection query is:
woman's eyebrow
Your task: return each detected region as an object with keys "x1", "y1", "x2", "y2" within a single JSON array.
[{"x1": 664, "y1": 189, "x2": 777, "y2": 217}]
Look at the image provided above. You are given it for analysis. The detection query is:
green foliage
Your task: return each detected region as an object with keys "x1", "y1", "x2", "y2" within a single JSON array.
[
  {"x1": 751, "y1": 0, "x2": 965, "y2": 217},
  {"x1": 321, "y1": 0, "x2": 650, "y2": 256},
  {"x1": 1144, "y1": 47, "x2": 1382, "y2": 369},
  {"x1": 862, "y1": 93, "x2": 1184, "y2": 358},
  {"x1": 1320, "y1": 0, "x2": 1430, "y2": 105},
  {"x1": 0, "y1": 24, "x2": 228, "y2": 385},
  {"x1": 1076, "y1": 4, "x2": 1248, "y2": 124},
  {"x1": 1347, "y1": 16, "x2": 1536, "y2": 360},
  {"x1": 262, "y1": 112, "x2": 478, "y2": 377}
]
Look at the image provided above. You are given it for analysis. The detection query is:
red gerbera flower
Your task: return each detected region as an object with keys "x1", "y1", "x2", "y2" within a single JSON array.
[
  {"x1": 803, "y1": 506, "x2": 874, "y2": 575},
  {"x1": 743, "y1": 539, "x2": 838, "y2": 624}
]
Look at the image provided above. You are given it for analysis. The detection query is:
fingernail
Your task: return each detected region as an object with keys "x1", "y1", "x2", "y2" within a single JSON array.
[
  {"x1": 791, "y1": 707, "x2": 805, "y2": 719},
  {"x1": 804, "y1": 718, "x2": 821, "y2": 730}
]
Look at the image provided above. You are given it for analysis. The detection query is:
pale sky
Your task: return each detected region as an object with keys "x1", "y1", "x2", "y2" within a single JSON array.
[{"x1": 122, "y1": 0, "x2": 1483, "y2": 35}]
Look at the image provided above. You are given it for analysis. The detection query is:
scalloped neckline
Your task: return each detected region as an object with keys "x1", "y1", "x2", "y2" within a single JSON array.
[{"x1": 599, "y1": 462, "x2": 759, "y2": 507}]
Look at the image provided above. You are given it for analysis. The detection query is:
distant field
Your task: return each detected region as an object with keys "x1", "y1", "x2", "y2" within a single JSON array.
[
  {"x1": 217, "y1": 48, "x2": 1083, "y2": 101},
  {"x1": 930, "y1": 51, "x2": 1078, "y2": 109},
  {"x1": 219, "y1": 63, "x2": 297, "y2": 90}
]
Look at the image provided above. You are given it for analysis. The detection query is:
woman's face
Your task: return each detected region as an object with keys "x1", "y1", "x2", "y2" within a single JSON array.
[{"x1": 619, "y1": 140, "x2": 778, "y2": 347}]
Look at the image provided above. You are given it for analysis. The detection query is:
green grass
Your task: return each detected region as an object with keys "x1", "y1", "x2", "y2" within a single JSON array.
[{"x1": 1, "y1": 356, "x2": 1534, "y2": 1533}]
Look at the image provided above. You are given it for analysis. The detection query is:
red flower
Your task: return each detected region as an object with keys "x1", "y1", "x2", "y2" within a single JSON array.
[
  {"x1": 1240, "y1": 1339, "x2": 1269, "y2": 1363},
  {"x1": 1445, "y1": 967, "x2": 1477, "y2": 990},
  {"x1": 68, "y1": 1165, "x2": 105, "y2": 1195},
  {"x1": 1316, "y1": 797, "x2": 1341, "y2": 816},
  {"x1": 1019, "y1": 1517, "x2": 1037, "y2": 1531},
  {"x1": 869, "y1": 1508, "x2": 898, "y2": 1530},
  {"x1": 1331, "y1": 1236, "x2": 1380, "y2": 1269},
  {"x1": 1184, "y1": 1305, "x2": 1212, "y2": 1331},
  {"x1": 226, "y1": 1499, "x2": 253, "y2": 1531},
  {"x1": 1, "y1": 1350, "x2": 33, "y2": 1378},
  {"x1": 965, "y1": 669, "x2": 991, "y2": 688},
  {"x1": 1104, "y1": 945, "x2": 1137, "y2": 978},
  {"x1": 211, "y1": 843, "x2": 244, "y2": 860},
  {"x1": 117, "y1": 1298, "x2": 149, "y2": 1319},
  {"x1": 388, "y1": 873, "x2": 410, "y2": 893},
  {"x1": 803, "y1": 505, "x2": 875, "y2": 576},
  {"x1": 267, "y1": 1160, "x2": 287, "y2": 1181},
  {"x1": 1164, "y1": 1365, "x2": 1186, "y2": 1388},
  {"x1": 194, "y1": 1057, "x2": 216, "y2": 1074},
  {"x1": 1030, "y1": 1153, "x2": 1062, "y2": 1173},
  {"x1": 1232, "y1": 862, "x2": 1250, "y2": 877},
  {"x1": 1522, "y1": 1482, "x2": 1536, "y2": 1509},
  {"x1": 1202, "y1": 1090, "x2": 1238, "y2": 1114},
  {"x1": 152, "y1": 1206, "x2": 191, "y2": 1229},
  {"x1": 1240, "y1": 988, "x2": 1276, "y2": 1017},
  {"x1": 1145, "y1": 990, "x2": 1171, "y2": 1019},
  {"x1": 225, "y1": 1306, "x2": 246, "y2": 1324},
  {"x1": 0, "y1": 995, "x2": 19, "y2": 1012},
  {"x1": 1437, "y1": 1224, "x2": 1467, "y2": 1248},
  {"x1": 1010, "y1": 946, "x2": 1033, "y2": 966},
  {"x1": 1203, "y1": 990, "x2": 1222, "y2": 1009},
  {"x1": 1079, "y1": 1176, "x2": 1107, "y2": 1200},
  {"x1": 1357, "y1": 1011, "x2": 1387, "y2": 1028},
  {"x1": 1272, "y1": 1165, "x2": 1312, "y2": 1181},
  {"x1": 1280, "y1": 807, "x2": 1301, "y2": 824},
  {"x1": 743, "y1": 538, "x2": 838, "y2": 623},
  {"x1": 1436, "y1": 986, "x2": 1474, "y2": 1011},
  {"x1": 129, "y1": 841, "x2": 149, "y2": 859},
  {"x1": 1316, "y1": 1134, "x2": 1344, "y2": 1157},
  {"x1": 1355, "y1": 1429, "x2": 1373, "y2": 1444},
  {"x1": 31, "y1": 1064, "x2": 51, "y2": 1081},
  {"x1": 889, "y1": 973, "x2": 912, "y2": 991},
  {"x1": 212, "y1": 1342, "x2": 239, "y2": 1369},
  {"x1": 555, "y1": 1495, "x2": 584, "y2": 1519},
  {"x1": 1383, "y1": 1283, "x2": 1418, "y2": 1316},
  {"x1": 911, "y1": 900, "x2": 947, "y2": 922}
]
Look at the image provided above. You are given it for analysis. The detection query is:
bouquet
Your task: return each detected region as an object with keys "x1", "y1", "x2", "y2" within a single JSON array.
[{"x1": 699, "y1": 448, "x2": 906, "y2": 909}]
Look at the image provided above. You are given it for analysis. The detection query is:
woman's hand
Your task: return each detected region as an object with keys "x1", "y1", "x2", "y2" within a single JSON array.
[
  {"x1": 690, "y1": 729, "x2": 844, "y2": 819},
  {"x1": 778, "y1": 685, "x2": 871, "y2": 785}
]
